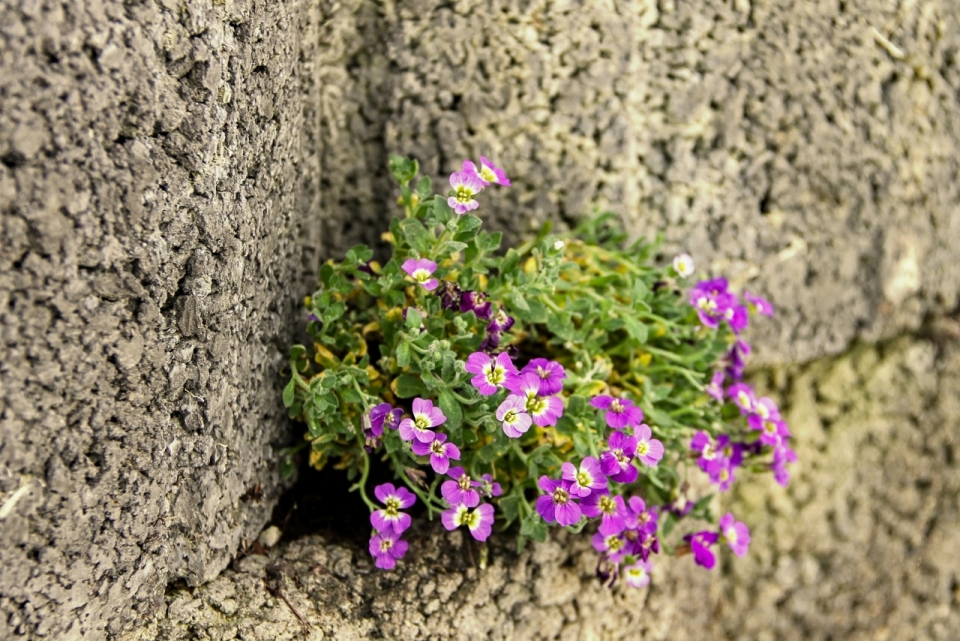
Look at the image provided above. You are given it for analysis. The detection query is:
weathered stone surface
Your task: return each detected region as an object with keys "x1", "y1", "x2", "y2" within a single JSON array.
[
  {"x1": 316, "y1": 0, "x2": 960, "y2": 365},
  {"x1": 128, "y1": 334, "x2": 960, "y2": 640},
  {"x1": 0, "y1": 0, "x2": 319, "y2": 637}
]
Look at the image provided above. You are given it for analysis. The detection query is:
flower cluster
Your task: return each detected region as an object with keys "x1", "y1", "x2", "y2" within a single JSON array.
[{"x1": 283, "y1": 156, "x2": 796, "y2": 586}]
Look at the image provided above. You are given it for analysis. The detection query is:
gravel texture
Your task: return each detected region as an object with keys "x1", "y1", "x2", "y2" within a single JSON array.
[{"x1": 1, "y1": 0, "x2": 319, "y2": 637}]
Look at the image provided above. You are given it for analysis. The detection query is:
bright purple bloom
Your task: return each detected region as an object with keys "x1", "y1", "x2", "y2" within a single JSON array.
[
  {"x1": 535, "y1": 476, "x2": 581, "y2": 526},
  {"x1": 689, "y1": 278, "x2": 736, "y2": 329},
  {"x1": 495, "y1": 395, "x2": 533, "y2": 438},
  {"x1": 691, "y1": 431, "x2": 720, "y2": 471},
  {"x1": 625, "y1": 496, "x2": 659, "y2": 537},
  {"x1": 727, "y1": 383, "x2": 757, "y2": 415},
  {"x1": 463, "y1": 156, "x2": 511, "y2": 187},
  {"x1": 441, "y1": 503, "x2": 495, "y2": 541},
  {"x1": 465, "y1": 351, "x2": 518, "y2": 395},
  {"x1": 719, "y1": 512, "x2": 751, "y2": 557},
  {"x1": 623, "y1": 559, "x2": 653, "y2": 588},
  {"x1": 745, "y1": 291, "x2": 775, "y2": 317},
  {"x1": 370, "y1": 483, "x2": 416, "y2": 534},
  {"x1": 369, "y1": 530, "x2": 408, "y2": 570},
  {"x1": 505, "y1": 372, "x2": 564, "y2": 427},
  {"x1": 478, "y1": 331, "x2": 501, "y2": 353},
  {"x1": 412, "y1": 432, "x2": 460, "y2": 474},
  {"x1": 705, "y1": 370, "x2": 725, "y2": 402},
  {"x1": 561, "y1": 456, "x2": 607, "y2": 498},
  {"x1": 401, "y1": 258, "x2": 439, "y2": 291},
  {"x1": 748, "y1": 415, "x2": 792, "y2": 447},
  {"x1": 600, "y1": 431, "x2": 638, "y2": 483},
  {"x1": 520, "y1": 358, "x2": 566, "y2": 395},
  {"x1": 771, "y1": 445, "x2": 798, "y2": 487},
  {"x1": 459, "y1": 290, "x2": 492, "y2": 319},
  {"x1": 581, "y1": 493, "x2": 628, "y2": 535},
  {"x1": 592, "y1": 531, "x2": 628, "y2": 562},
  {"x1": 478, "y1": 474, "x2": 502, "y2": 498},
  {"x1": 441, "y1": 467, "x2": 480, "y2": 507},
  {"x1": 684, "y1": 531, "x2": 719, "y2": 570},
  {"x1": 725, "y1": 303, "x2": 749, "y2": 333},
  {"x1": 634, "y1": 424, "x2": 664, "y2": 467},
  {"x1": 725, "y1": 339, "x2": 752, "y2": 381},
  {"x1": 590, "y1": 395, "x2": 643, "y2": 430},
  {"x1": 753, "y1": 396, "x2": 781, "y2": 422},
  {"x1": 398, "y1": 397, "x2": 446, "y2": 443},
  {"x1": 447, "y1": 171, "x2": 484, "y2": 214}
]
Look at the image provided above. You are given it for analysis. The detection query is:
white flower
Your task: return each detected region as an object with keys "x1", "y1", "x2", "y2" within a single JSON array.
[{"x1": 672, "y1": 253, "x2": 695, "y2": 278}]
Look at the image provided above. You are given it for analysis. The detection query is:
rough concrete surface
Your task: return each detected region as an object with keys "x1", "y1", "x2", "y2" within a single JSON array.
[
  {"x1": 0, "y1": 0, "x2": 319, "y2": 637},
  {"x1": 127, "y1": 333, "x2": 960, "y2": 641},
  {"x1": 316, "y1": 0, "x2": 960, "y2": 364}
]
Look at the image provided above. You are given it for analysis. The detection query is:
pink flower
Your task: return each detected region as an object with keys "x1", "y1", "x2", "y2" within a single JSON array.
[
  {"x1": 592, "y1": 531, "x2": 628, "y2": 563},
  {"x1": 398, "y1": 397, "x2": 446, "y2": 443},
  {"x1": 370, "y1": 483, "x2": 416, "y2": 534},
  {"x1": 561, "y1": 456, "x2": 607, "y2": 498},
  {"x1": 411, "y1": 432, "x2": 460, "y2": 474},
  {"x1": 441, "y1": 467, "x2": 480, "y2": 508},
  {"x1": 447, "y1": 171, "x2": 484, "y2": 214},
  {"x1": 599, "y1": 431, "x2": 638, "y2": 483},
  {"x1": 535, "y1": 476, "x2": 581, "y2": 526},
  {"x1": 590, "y1": 395, "x2": 643, "y2": 430},
  {"x1": 441, "y1": 503, "x2": 495, "y2": 541},
  {"x1": 462, "y1": 156, "x2": 511, "y2": 187},
  {"x1": 719, "y1": 512, "x2": 751, "y2": 557},
  {"x1": 402, "y1": 258, "x2": 439, "y2": 291},
  {"x1": 745, "y1": 291, "x2": 775, "y2": 317},
  {"x1": 520, "y1": 358, "x2": 566, "y2": 395},
  {"x1": 623, "y1": 559, "x2": 653, "y2": 588},
  {"x1": 495, "y1": 395, "x2": 533, "y2": 438},
  {"x1": 634, "y1": 424, "x2": 664, "y2": 467},
  {"x1": 581, "y1": 492, "x2": 627, "y2": 535},
  {"x1": 369, "y1": 530, "x2": 408, "y2": 570},
  {"x1": 465, "y1": 351, "x2": 518, "y2": 395},
  {"x1": 505, "y1": 372, "x2": 564, "y2": 427}
]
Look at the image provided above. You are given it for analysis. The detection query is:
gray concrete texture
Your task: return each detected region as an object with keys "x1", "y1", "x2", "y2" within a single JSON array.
[
  {"x1": 1, "y1": 0, "x2": 959, "y2": 638},
  {"x1": 1, "y1": 0, "x2": 319, "y2": 637},
  {"x1": 127, "y1": 335, "x2": 960, "y2": 641}
]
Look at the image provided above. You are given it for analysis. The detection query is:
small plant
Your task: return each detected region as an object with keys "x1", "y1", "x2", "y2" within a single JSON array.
[{"x1": 282, "y1": 155, "x2": 795, "y2": 584}]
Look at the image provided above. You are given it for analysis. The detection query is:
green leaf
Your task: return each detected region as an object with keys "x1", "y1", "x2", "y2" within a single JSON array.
[
  {"x1": 395, "y1": 341, "x2": 412, "y2": 368},
  {"x1": 512, "y1": 297, "x2": 547, "y2": 323},
  {"x1": 437, "y1": 389, "x2": 463, "y2": 431},
  {"x1": 384, "y1": 430, "x2": 403, "y2": 454},
  {"x1": 506, "y1": 290, "x2": 530, "y2": 312},
  {"x1": 394, "y1": 374, "x2": 427, "y2": 398},
  {"x1": 621, "y1": 315, "x2": 649, "y2": 344},
  {"x1": 389, "y1": 155, "x2": 418, "y2": 185},
  {"x1": 404, "y1": 308, "x2": 423, "y2": 329},
  {"x1": 399, "y1": 218, "x2": 432, "y2": 254},
  {"x1": 282, "y1": 379, "x2": 296, "y2": 407},
  {"x1": 499, "y1": 494, "x2": 522, "y2": 523},
  {"x1": 519, "y1": 514, "x2": 548, "y2": 542},
  {"x1": 546, "y1": 311, "x2": 575, "y2": 340},
  {"x1": 416, "y1": 175, "x2": 432, "y2": 199},
  {"x1": 457, "y1": 214, "x2": 482, "y2": 235}
]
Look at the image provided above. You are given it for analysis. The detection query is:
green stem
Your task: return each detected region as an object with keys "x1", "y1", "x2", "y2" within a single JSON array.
[{"x1": 349, "y1": 448, "x2": 377, "y2": 512}]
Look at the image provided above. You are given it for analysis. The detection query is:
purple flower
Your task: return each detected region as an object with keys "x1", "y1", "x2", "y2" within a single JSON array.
[
  {"x1": 719, "y1": 512, "x2": 751, "y2": 557},
  {"x1": 447, "y1": 171, "x2": 484, "y2": 214},
  {"x1": 441, "y1": 467, "x2": 480, "y2": 508},
  {"x1": 495, "y1": 395, "x2": 533, "y2": 438},
  {"x1": 672, "y1": 253, "x2": 695, "y2": 278},
  {"x1": 724, "y1": 303, "x2": 749, "y2": 333},
  {"x1": 599, "y1": 431, "x2": 638, "y2": 483},
  {"x1": 441, "y1": 502, "x2": 495, "y2": 541},
  {"x1": 625, "y1": 496, "x2": 659, "y2": 537},
  {"x1": 411, "y1": 432, "x2": 460, "y2": 474},
  {"x1": 748, "y1": 415, "x2": 791, "y2": 447},
  {"x1": 771, "y1": 445, "x2": 798, "y2": 487},
  {"x1": 478, "y1": 474, "x2": 502, "y2": 498},
  {"x1": 561, "y1": 456, "x2": 607, "y2": 498},
  {"x1": 465, "y1": 351, "x2": 518, "y2": 395},
  {"x1": 459, "y1": 291, "x2": 492, "y2": 319},
  {"x1": 370, "y1": 483, "x2": 416, "y2": 534},
  {"x1": 684, "y1": 531, "x2": 719, "y2": 570},
  {"x1": 463, "y1": 156, "x2": 511, "y2": 187},
  {"x1": 689, "y1": 278, "x2": 736, "y2": 329},
  {"x1": 438, "y1": 281, "x2": 463, "y2": 311},
  {"x1": 520, "y1": 358, "x2": 566, "y2": 396},
  {"x1": 368, "y1": 403, "x2": 403, "y2": 437},
  {"x1": 592, "y1": 531, "x2": 628, "y2": 562},
  {"x1": 634, "y1": 424, "x2": 664, "y2": 467},
  {"x1": 369, "y1": 530, "x2": 409, "y2": 570},
  {"x1": 590, "y1": 395, "x2": 643, "y2": 430},
  {"x1": 478, "y1": 331, "x2": 501, "y2": 353},
  {"x1": 623, "y1": 559, "x2": 653, "y2": 589},
  {"x1": 535, "y1": 476, "x2": 581, "y2": 526},
  {"x1": 745, "y1": 291, "x2": 775, "y2": 317},
  {"x1": 727, "y1": 383, "x2": 757, "y2": 415},
  {"x1": 691, "y1": 431, "x2": 720, "y2": 470},
  {"x1": 505, "y1": 372, "x2": 564, "y2": 427},
  {"x1": 487, "y1": 307, "x2": 515, "y2": 334},
  {"x1": 398, "y1": 397, "x2": 447, "y2": 443},
  {"x1": 705, "y1": 371, "x2": 725, "y2": 403},
  {"x1": 725, "y1": 339, "x2": 752, "y2": 381},
  {"x1": 581, "y1": 493, "x2": 628, "y2": 535},
  {"x1": 402, "y1": 258, "x2": 439, "y2": 291},
  {"x1": 753, "y1": 396, "x2": 781, "y2": 422}
]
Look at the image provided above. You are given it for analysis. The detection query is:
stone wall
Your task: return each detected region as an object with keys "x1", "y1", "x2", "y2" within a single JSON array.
[{"x1": 0, "y1": 0, "x2": 319, "y2": 637}]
